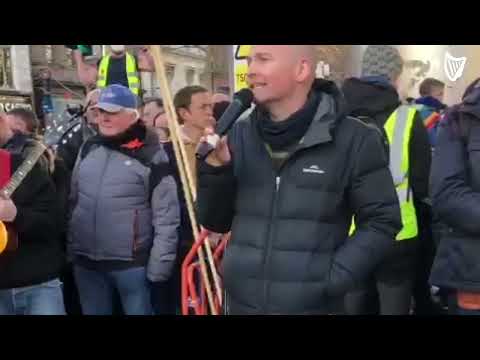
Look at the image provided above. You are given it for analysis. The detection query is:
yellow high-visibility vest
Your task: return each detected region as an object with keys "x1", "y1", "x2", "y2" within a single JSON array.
[
  {"x1": 97, "y1": 52, "x2": 140, "y2": 96},
  {"x1": 350, "y1": 105, "x2": 418, "y2": 241}
]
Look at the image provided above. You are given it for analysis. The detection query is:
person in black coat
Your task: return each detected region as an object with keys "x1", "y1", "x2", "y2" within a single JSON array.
[
  {"x1": 196, "y1": 45, "x2": 401, "y2": 315},
  {"x1": 56, "y1": 89, "x2": 100, "y2": 172},
  {"x1": 53, "y1": 90, "x2": 102, "y2": 315},
  {"x1": 0, "y1": 113, "x2": 65, "y2": 315},
  {"x1": 341, "y1": 46, "x2": 432, "y2": 315},
  {"x1": 430, "y1": 79, "x2": 480, "y2": 315},
  {"x1": 138, "y1": 97, "x2": 194, "y2": 315}
]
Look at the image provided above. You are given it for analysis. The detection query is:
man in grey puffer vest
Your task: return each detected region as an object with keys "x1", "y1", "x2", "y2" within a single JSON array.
[{"x1": 68, "y1": 85, "x2": 180, "y2": 315}]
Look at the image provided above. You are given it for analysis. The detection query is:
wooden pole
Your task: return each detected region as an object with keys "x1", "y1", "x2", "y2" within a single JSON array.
[{"x1": 149, "y1": 45, "x2": 222, "y2": 314}]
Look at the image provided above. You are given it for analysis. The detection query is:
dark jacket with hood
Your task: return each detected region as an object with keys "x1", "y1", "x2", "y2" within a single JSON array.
[
  {"x1": 0, "y1": 133, "x2": 63, "y2": 289},
  {"x1": 430, "y1": 87, "x2": 480, "y2": 292},
  {"x1": 342, "y1": 77, "x2": 431, "y2": 205},
  {"x1": 197, "y1": 79, "x2": 402, "y2": 315}
]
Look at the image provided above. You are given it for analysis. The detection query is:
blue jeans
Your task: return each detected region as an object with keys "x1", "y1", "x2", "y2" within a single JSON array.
[
  {"x1": 74, "y1": 265, "x2": 152, "y2": 315},
  {"x1": 0, "y1": 279, "x2": 66, "y2": 315}
]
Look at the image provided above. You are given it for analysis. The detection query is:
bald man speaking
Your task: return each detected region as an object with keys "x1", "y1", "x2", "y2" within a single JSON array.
[{"x1": 197, "y1": 45, "x2": 401, "y2": 315}]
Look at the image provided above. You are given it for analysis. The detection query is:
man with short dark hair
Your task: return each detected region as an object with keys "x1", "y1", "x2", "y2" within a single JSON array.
[
  {"x1": 173, "y1": 86, "x2": 215, "y2": 186},
  {"x1": 6, "y1": 108, "x2": 39, "y2": 136},
  {"x1": 418, "y1": 78, "x2": 446, "y2": 102},
  {"x1": 413, "y1": 77, "x2": 448, "y2": 314},
  {"x1": 149, "y1": 86, "x2": 215, "y2": 314},
  {"x1": 415, "y1": 78, "x2": 447, "y2": 148}
]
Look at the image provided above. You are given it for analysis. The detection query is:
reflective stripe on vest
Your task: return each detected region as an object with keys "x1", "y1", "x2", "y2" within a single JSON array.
[
  {"x1": 349, "y1": 105, "x2": 418, "y2": 241},
  {"x1": 96, "y1": 52, "x2": 140, "y2": 95}
]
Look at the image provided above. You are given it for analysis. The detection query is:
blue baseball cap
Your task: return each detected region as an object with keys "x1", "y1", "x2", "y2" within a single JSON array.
[{"x1": 94, "y1": 84, "x2": 138, "y2": 113}]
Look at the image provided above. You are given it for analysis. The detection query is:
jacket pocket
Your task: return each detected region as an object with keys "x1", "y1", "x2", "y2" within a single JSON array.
[
  {"x1": 327, "y1": 256, "x2": 355, "y2": 297},
  {"x1": 446, "y1": 233, "x2": 480, "y2": 285}
]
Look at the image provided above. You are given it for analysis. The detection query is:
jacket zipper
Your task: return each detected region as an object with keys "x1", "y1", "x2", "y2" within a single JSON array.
[
  {"x1": 263, "y1": 175, "x2": 281, "y2": 313},
  {"x1": 132, "y1": 209, "x2": 139, "y2": 256},
  {"x1": 262, "y1": 148, "x2": 306, "y2": 313}
]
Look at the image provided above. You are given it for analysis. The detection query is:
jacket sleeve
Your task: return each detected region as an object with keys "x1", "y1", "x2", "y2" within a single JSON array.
[
  {"x1": 431, "y1": 120, "x2": 480, "y2": 235},
  {"x1": 197, "y1": 161, "x2": 237, "y2": 234},
  {"x1": 409, "y1": 111, "x2": 432, "y2": 201},
  {"x1": 12, "y1": 158, "x2": 58, "y2": 243},
  {"x1": 147, "y1": 174, "x2": 181, "y2": 282},
  {"x1": 66, "y1": 152, "x2": 82, "y2": 261},
  {"x1": 328, "y1": 129, "x2": 402, "y2": 296},
  {"x1": 52, "y1": 158, "x2": 70, "y2": 241}
]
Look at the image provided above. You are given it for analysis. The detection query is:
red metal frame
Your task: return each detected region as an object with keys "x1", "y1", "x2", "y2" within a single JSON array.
[{"x1": 181, "y1": 229, "x2": 230, "y2": 315}]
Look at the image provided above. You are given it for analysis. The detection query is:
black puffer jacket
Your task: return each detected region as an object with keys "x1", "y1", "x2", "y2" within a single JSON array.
[{"x1": 197, "y1": 80, "x2": 402, "y2": 315}]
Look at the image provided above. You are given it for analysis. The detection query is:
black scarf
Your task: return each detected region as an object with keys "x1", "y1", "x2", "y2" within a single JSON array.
[
  {"x1": 89, "y1": 121, "x2": 147, "y2": 159},
  {"x1": 255, "y1": 91, "x2": 321, "y2": 151}
]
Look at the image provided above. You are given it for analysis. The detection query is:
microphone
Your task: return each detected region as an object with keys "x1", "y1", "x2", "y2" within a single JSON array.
[{"x1": 196, "y1": 88, "x2": 254, "y2": 160}]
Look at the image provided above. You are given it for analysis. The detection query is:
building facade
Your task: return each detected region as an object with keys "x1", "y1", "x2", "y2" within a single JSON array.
[
  {"x1": 28, "y1": 45, "x2": 230, "y2": 119},
  {"x1": 0, "y1": 45, "x2": 34, "y2": 114}
]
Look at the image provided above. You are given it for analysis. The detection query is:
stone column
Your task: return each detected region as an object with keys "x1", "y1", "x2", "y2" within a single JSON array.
[
  {"x1": 11, "y1": 45, "x2": 32, "y2": 94},
  {"x1": 171, "y1": 63, "x2": 186, "y2": 95}
]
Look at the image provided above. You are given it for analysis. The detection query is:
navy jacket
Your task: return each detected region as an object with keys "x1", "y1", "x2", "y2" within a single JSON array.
[{"x1": 430, "y1": 111, "x2": 480, "y2": 291}]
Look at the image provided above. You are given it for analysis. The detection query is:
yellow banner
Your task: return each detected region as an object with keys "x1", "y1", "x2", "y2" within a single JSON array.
[{"x1": 233, "y1": 45, "x2": 252, "y2": 92}]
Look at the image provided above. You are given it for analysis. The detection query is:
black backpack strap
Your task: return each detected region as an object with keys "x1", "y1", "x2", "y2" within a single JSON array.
[
  {"x1": 79, "y1": 137, "x2": 100, "y2": 161},
  {"x1": 148, "y1": 161, "x2": 174, "y2": 200}
]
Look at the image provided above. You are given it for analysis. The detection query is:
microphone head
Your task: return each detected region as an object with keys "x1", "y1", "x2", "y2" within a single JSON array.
[{"x1": 234, "y1": 88, "x2": 254, "y2": 108}]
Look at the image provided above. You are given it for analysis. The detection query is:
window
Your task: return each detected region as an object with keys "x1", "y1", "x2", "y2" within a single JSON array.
[
  {"x1": 0, "y1": 45, "x2": 13, "y2": 89},
  {"x1": 165, "y1": 63, "x2": 175, "y2": 86},
  {"x1": 45, "y1": 45, "x2": 53, "y2": 64},
  {"x1": 186, "y1": 68, "x2": 195, "y2": 85},
  {"x1": 65, "y1": 47, "x2": 74, "y2": 67}
]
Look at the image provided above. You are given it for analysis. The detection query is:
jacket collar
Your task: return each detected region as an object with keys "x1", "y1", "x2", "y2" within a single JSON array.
[{"x1": 298, "y1": 79, "x2": 346, "y2": 149}]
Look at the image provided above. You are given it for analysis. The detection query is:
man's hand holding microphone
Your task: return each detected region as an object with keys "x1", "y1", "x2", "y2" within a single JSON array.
[
  {"x1": 196, "y1": 88, "x2": 254, "y2": 167},
  {"x1": 196, "y1": 89, "x2": 253, "y2": 245}
]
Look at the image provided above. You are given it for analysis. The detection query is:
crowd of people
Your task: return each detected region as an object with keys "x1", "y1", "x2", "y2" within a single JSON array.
[{"x1": 1, "y1": 44, "x2": 479, "y2": 315}]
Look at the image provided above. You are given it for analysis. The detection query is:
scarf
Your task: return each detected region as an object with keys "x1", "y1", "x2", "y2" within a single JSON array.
[
  {"x1": 90, "y1": 121, "x2": 147, "y2": 158},
  {"x1": 255, "y1": 91, "x2": 320, "y2": 151}
]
